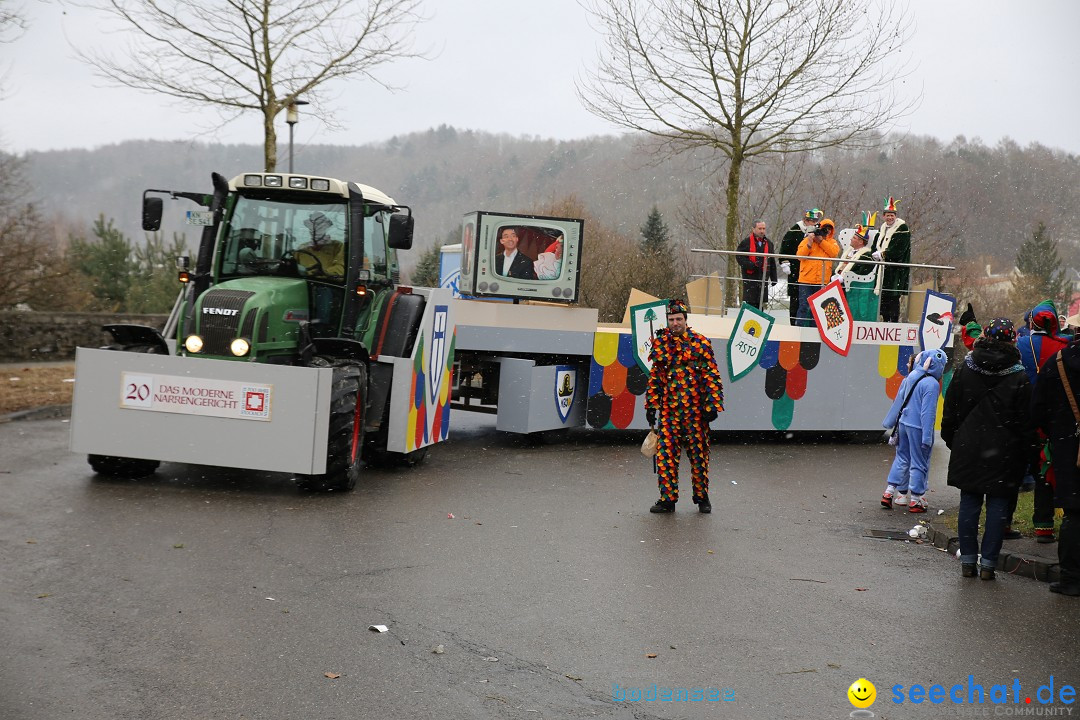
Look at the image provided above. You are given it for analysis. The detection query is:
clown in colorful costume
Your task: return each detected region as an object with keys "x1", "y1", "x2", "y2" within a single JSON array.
[{"x1": 645, "y1": 300, "x2": 725, "y2": 513}]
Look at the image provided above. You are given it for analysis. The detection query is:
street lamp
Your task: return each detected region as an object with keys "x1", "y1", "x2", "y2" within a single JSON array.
[{"x1": 286, "y1": 100, "x2": 309, "y2": 173}]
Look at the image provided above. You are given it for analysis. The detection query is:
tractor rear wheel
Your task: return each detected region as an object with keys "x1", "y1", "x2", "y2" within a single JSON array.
[{"x1": 296, "y1": 358, "x2": 367, "y2": 492}]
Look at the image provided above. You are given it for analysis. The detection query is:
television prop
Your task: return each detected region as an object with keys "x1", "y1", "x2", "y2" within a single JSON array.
[{"x1": 459, "y1": 211, "x2": 583, "y2": 303}]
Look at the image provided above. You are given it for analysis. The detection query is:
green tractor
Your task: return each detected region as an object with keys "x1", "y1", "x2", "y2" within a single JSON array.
[{"x1": 81, "y1": 171, "x2": 438, "y2": 491}]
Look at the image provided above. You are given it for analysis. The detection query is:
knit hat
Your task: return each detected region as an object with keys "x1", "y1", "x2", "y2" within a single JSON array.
[
  {"x1": 667, "y1": 299, "x2": 690, "y2": 317},
  {"x1": 883, "y1": 197, "x2": 899, "y2": 213},
  {"x1": 984, "y1": 317, "x2": 1016, "y2": 343}
]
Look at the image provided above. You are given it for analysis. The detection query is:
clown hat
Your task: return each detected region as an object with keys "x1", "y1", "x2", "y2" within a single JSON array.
[
  {"x1": 883, "y1": 197, "x2": 899, "y2": 213},
  {"x1": 804, "y1": 208, "x2": 824, "y2": 222}
]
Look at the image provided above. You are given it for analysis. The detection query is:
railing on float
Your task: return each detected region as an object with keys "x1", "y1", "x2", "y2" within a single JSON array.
[{"x1": 688, "y1": 248, "x2": 956, "y2": 321}]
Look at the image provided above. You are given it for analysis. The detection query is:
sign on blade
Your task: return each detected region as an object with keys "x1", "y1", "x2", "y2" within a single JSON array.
[
  {"x1": 919, "y1": 290, "x2": 957, "y2": 352},
  {"x1": 809, "y1": 280, "x2": 854, "y2": 356},
  {"x1": 630, "y1": 300, "x2": 668, "y2": 373},
  {"x1": 727, "y1": 302, "x2": 774, "y2": 381},
  {"x1": 120, "y1": 372, "x2": 273, "y2": 421}
]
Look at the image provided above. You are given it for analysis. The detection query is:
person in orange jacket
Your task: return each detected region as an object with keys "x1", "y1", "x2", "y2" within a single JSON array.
[{"x1": 794, "y1": 218, "x2": 840, "y2": 326}]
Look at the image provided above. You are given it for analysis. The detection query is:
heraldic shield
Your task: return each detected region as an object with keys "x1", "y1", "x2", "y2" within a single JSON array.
[
  {"x1": 918, "y1": 290, "x2": 956, "y2": 352},
  {"x1": 629, "y1": 299, "x2": 668, "y2": 374},
  {"x1": 429, "y1": 305, "x2": 449, "y2": 405},
  {"x1": 554, "y1": 365, "x2": 577, "y2": 422},
  {"x1": 808, "y1": 280, "x2": 853, "y2": 356},
  {"x1": 727, "y1": 302, "x2": 774, "y2": 381}
]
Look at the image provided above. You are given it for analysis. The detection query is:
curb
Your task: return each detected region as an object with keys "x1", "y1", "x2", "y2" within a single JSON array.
[
  {"x1": 926, "y1": 523, "x2": 1059, "y2": 584},
  {"x1": 0, "y1": 404, "x2": 72, "y2": 424}
]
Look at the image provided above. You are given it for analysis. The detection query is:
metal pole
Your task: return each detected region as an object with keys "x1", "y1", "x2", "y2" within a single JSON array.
[{"x1": 289, "y1": 122, "x2": 295, "y2": 174}]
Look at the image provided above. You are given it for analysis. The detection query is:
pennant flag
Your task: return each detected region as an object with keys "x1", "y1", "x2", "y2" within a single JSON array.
[
  {"x1": 808, "y1": 280, "x2": 854, "y2": 356},
  {"x1": 727, "y1": 302, "x2": 775, "y2": 381}
]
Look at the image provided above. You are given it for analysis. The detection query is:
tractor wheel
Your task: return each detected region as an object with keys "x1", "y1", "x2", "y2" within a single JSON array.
[
  {"x1": 89, "y1": 454, "x2": 161, "y2": 478},
  {"x1": 296, "y1": 358, "x2": 367, "y2": 492},
  {"x1": 87, "y1": 341, "x2": 165, "y2": 478}
]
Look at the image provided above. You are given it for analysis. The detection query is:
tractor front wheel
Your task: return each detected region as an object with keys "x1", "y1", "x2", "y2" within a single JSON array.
[{"x1": 296, "y1": 358, "x2": 368, "y2": 492}]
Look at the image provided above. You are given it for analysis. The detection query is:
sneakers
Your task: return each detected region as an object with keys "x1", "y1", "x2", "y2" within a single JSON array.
[
  {"x1": 961, "y1": 563, "x2": 978, "y2": 578},
  {"x1": 649, "y1": 499, "x2": 676, "y2": 514},
  {"x1": 881, "y1": 490, "x2": 894, "y2": 509},
  {"x1": 894, "y1": 492, "x2": 910, "y2": 506},
  {"x1": 908, "y1": 496, "x2": 927, "y2": 513},
  {"x1": 693, "y1": 493, "x2": 712, "y2": 514}
]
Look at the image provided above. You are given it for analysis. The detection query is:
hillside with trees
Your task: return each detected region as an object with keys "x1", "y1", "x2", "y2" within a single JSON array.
[{"x1": 10, "y1": 128, "x2": 1080, "y2": 320}]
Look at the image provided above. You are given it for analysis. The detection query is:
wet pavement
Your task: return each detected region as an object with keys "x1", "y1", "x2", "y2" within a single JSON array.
[{"x1": 1, "y1": 412, "x2": 1077, "y2": 719}]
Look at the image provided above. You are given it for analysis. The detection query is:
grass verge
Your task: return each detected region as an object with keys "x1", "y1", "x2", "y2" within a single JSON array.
[
  {"x1": 936, "y1": 490, "x2": 1063, "y2": 537},
  {"x1": 1, "y1": 364, "x2": 76, "y2": 415}
]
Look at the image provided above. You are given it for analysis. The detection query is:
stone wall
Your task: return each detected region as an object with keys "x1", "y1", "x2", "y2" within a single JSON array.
[{"x1": 0, "y1": 312, "x2": 169, "y2": 363}]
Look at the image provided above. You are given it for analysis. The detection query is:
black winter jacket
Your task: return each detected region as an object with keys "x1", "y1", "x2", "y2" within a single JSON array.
[
  {"x1": 1031, "y1": 341, "x2": 1080, "y2": 510},
  {"x1": 941, "y1": 340, "x2": 1037, "y2": 497}
]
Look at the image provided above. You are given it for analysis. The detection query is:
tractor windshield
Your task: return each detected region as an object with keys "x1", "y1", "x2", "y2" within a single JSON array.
[{"x1": 219, "y1": 196, "x2": 349, "y2": 283}]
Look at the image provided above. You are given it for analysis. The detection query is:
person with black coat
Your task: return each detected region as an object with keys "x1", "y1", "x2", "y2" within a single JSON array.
[
  {"x1": 1030, "y1": 338, "x2": 1080, "y2": 596},
  {"x1": 941, "y1": 318, "x2": 1038, "y2": 581},
  {"x1": 735, "y1": 220, "x2": 777, "y2": 309}
]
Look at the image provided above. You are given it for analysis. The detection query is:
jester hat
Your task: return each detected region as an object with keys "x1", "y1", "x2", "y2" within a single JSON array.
[
  {"x1": 667, "y1": 299, "x2": 690, "y2": 317},
  {"x1": 854, "y1": 211, "x2": 878, "y2": 238}
]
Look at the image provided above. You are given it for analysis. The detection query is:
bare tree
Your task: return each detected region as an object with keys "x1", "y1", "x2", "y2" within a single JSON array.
[
  {"x1": 580, "y1": 0, "x2": 914, "y2": 255},
  {"x1": 78, "y1": 0, "x2": 426, "y2": 170},
  {"x1": 0, "y1": 0, "x2": 26, "y2": 42},
  {"x1": 0, "y1": 152, "x2": 74, "y2": 309}
]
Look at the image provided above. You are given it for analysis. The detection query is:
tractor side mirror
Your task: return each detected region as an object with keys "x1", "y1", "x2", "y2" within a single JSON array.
[
  {"x1": 388, "y1": 213, "x2": 414, "y2": 250},
  {"x1": 142, "y1": 196, "x2": 164, "y2": 232}
]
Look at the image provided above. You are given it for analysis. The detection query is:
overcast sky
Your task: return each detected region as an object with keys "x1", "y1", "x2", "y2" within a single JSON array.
[{"x1": 4, "y1": 0, "x2": 1080, "y2": 155}]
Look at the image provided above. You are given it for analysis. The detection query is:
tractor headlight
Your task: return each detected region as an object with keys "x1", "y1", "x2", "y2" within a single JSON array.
[
  {"x1": 184, "y1": 335, "x2": 204, "y2": 353},
  {"x1": 229, "y1": 338, "x2": 251, "y2": 357}
]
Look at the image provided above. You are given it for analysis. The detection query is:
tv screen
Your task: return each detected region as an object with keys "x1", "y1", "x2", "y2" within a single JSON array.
[{"x1": 459, "y1": 211, "x2": 583, "y2": 303}]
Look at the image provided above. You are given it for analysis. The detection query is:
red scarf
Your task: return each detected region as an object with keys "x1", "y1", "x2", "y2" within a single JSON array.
[{"x1": 748, "y1": 235, "x2": 768, "y2": 266}]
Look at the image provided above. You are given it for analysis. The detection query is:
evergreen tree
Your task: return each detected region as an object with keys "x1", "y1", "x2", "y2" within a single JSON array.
[
  {"x1": 1009, "y1": 222, "x2": 1071, "y2": 313},
  {"x1": 640, "y1": 206, "x2": 672, "y2": 259},
  {"x1": 636, "y1": 206, "x2": 684, "y2": 301},
  {"x1": 127, "y1": 232, "x2": 188, "y2": 313},
  {"x1": 411, "y1": 242, "x2": 441, "y2": 287},
  {"x1": 67, "y1": 215, "x2": 135, "y2": 311}
]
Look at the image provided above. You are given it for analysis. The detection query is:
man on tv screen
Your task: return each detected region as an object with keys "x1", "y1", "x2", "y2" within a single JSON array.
[{"x1": 495, "y1": 227, "x2": 538, "y2": 280}]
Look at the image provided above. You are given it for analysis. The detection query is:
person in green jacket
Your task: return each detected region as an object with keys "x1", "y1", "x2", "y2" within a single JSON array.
[{"x1": 872, "y1": 197, "x2": 911, "y2": 322}]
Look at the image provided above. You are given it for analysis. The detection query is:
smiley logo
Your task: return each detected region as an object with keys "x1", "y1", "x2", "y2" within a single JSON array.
[{"x1": 847, "y1": 678, "x2": 876, "y2": 709}]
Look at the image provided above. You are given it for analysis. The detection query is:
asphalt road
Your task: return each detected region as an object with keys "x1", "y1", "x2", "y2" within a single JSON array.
[{"x1": 1, "y1": 413, "x2": 1077, "y2": 720}]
